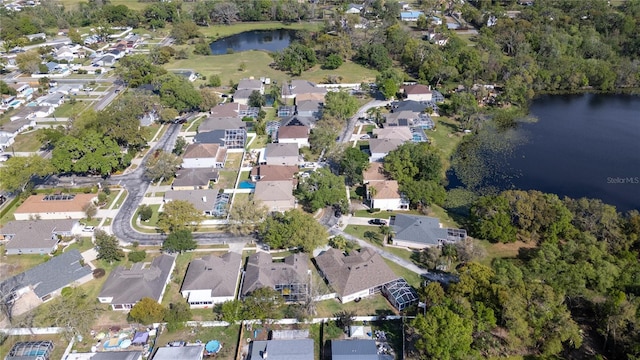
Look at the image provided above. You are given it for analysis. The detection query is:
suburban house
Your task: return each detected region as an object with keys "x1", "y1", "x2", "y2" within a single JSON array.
[
  {"x1": 38, "y1": 92, "x2": 65, "y2": 108},
  {"x1": 384, "y1": 110, "x2": 419, "y2": 127},
  {"x1": 279, "y1": 115, "x2": 316, "y2": 130},
  {"x1": 11, "y1": 105, "x2": 54, "y2": 119},
  {"x1": 152, "y1": 345, "x2": 204, "y2": 360},
  {"x1": 249, "y1": 340, "x2": 314, "y2": 360},
  {"x1": 366, "y1": 180, "x2": 409, "y2": 211},
  {"x1": 316, "y1": 247, "x2": 418, "y2": 310},
  {"x1": 314, "y1": 247, "x2": 398, "y2": 303},
  {"x1": 0, "y1": 249, "x2": 93, "y2": 306},
  {"x1": 0, "y1": 133, "x2": 15, "y2": 151},
  {"x1": 180, "y1": 252, "x2": 242, "y2": 308},
  {"x1": 390, "y1": 214, "x2": 468, "y2": 249},
  {"x1": 9, "y1": 83, "x2": 34, "y2": 99},
  {"x1": 402, "y1": 84, "x2": 433, "y2": 102},
  {"x1": 194, "y1": 128, "x2": 247, "y2": 150},
  {"x1": 0, "y1": 117, "x2": 36, "y2": 151},
  {"x1": 164, "y1": 189, "x2": 226, "y2": 216},
  {"x1": 368, "y1": 138, "x2": 404, "y2": 162},
  {"x1": 54, "y1": 46, "x2": 78, "y2": 62},
  {"x1": 250, "y1": 165, "x2": 298, "y2": 182},
  {"x1": 26, "y1": 32, "x2": 46, "y2": 41},
  {"x1": 238, "y1": 79, "x2": 265, "y2": 94},
  {"x1": 264, "y1": 143, "x2": 300, "y2": 166},
  {"x1": 13, "y1": 193, "x2": 97, "y2": 220},
  {"x1": 373, "y1": 127, "x2": 413, "y2": 142},
  {"x1": 281, "y1": 80, "x2": 327, "y2": 100},
  {"x1": 241, "y1": 252, "x2": 309, "y2": 302},
  {"x1": 171, "y1": 168, "x2": 219, "y2": 190},
  {"x1": 277, "y1": 125, "x2": 310, "y2": 148},
  {"x1": 198, "y1": 117, "x2": 246, "y2": 133},
  {"x1": 232, "y1": 89, "x2": 255, "y2": 106},
  {"x1": 332, "y1": 340, "x2": 379, "y2": 360},
  {"x1": 345, "y1": 3, "x2": 364, "y2": 14},
  {"x1": 65, "y1": 351, "x2": 143, "y2": 360},
  {"x1": 209, "y1": 102, "x2": 258, "y2": 118},
  {"x1": 171, "y1": 69, "x2": 198, "y2": 82},
  {"x1": 428, "y1": 32, "x2": 450, "y2": 46},
  {"x1": 92, "y1": 54, "x2": 116, "y2": 67},
  {"x1": 1, "y1": 219, "x2": 79, "y2": 255},
  {"x1": 295, "y1": 98, "x2": 323, "y2": 119},
  {"x1": 98, "y1": 254, "x2": 176, "y2": 310},
  {"x1": 400, "y1": 10, "x2": 424, "y2": 21},
  {"x1": 182, "y1": 143, "x2": 228, "y2": 168},
  {"x1": 253, "y1": 181, "x2": 296, "y2": 212},
  {"x1": 362, "y1": 162, "x2": 388, "y2": 183}
]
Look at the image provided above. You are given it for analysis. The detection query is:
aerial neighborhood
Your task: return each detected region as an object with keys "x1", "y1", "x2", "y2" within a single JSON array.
[{"x1": 1, "y1": 0, "x2": 639, "y2": 360}]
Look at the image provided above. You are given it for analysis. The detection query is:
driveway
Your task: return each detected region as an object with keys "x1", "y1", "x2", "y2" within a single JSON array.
[{"x1": 338, "y1": 97, "x2": 391, "y2": 143}]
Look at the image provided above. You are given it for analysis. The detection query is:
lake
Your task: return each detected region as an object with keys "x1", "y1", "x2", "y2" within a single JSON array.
[
  {"x1": 454, "y1": 94, "x2": 640, "y2": 212},
  {"x1": 209, "y1": 29, "x2": 296, "y2": 55}
]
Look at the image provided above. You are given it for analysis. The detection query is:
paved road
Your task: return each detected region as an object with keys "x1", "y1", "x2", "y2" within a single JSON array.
[
  {"x1": 107, "y1": 120, "x2": 254, "y2": 245},
  {"x1": 338, "y1": 95, "x2": 391, "y2": 143},
  {"x1": 94, "y1": 85, "x2": 123, "y2": 111}
]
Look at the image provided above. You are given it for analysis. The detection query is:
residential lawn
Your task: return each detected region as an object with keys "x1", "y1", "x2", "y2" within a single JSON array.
[
  {"x1": 299, "y1": 146, "x2": 320, "y2": 162},
  {"x1": 0, "y1": 249, "x2": 50, "y2": 279},
  {"x1": 247, "y1": 134, "x2": 269, "y2": 149},
  {"x1": 132, "y1": 204, "x2": 161, "y2": 232},
  {"x1": 52, "y1": 101, "x2": 91, "y2": 118},
  {"x1": 342, "y1": 225, "x2": 418, "y2": 267},
  {"x1": 156, "y1": 324, "x2": 241, "y2": 360},
  {"x1": 315, "y1": 294, "x2": 397, "y2": 318},
  {"x1": 232, "y1": 192, "x2": 250, "y2": 205},
  {"x1": 57, "y1": 0, "x2": 150, "y2": 11},
  {"x1": 363, "y1": 124, "x2": 375, "y2": 133},
  {"x1": 218, "y1": 170, "x2": 239, "y2": 189},
  {"x1": 62, "y1": 237, "x2": 94, "y2": 253},
  {"x1": 224, "y1": 152, "x2": 243, "y2": 169},
  {"x1": 112, "y1": 189, "x2": 128, "y2": 209},
  {"x1": 0, "y1": 196, "x2": 22, "y2": 225},
  {"x1": 183, "y1": 114, "x2": 206, "y2": 132},
  {"x1": 11, "y1": 130, "x2": 44, "y2": 152},
  {"x1": 383, "y1": 259, "x2": 422, "y2": 288},
  {"x1": 161, "y1": 251, "x2": 226, "y2": 309},
  {"x1": 103, "y1": 189, "x2": 123, "y2": 209},
  {"x1": 0, "y1": 334, "x2": 68, "y2": 360},
  {"x1": 166, "y1": 53, "x2": 376, "y2": 91},
  {"x1": 238, "y1": 171, "x2": 250, "y2": 181},
  {"x1": 429, "y1": 116, "x2": 464, "y2": 172}
]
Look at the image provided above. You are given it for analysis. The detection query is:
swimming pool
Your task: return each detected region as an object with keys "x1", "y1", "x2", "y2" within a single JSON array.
[
  {"x1": 8, "y1": 100, "x2": 21, "y2": 107},
  {"x1": 238, "y1": 181, "x2": 256, "y2": 189}
]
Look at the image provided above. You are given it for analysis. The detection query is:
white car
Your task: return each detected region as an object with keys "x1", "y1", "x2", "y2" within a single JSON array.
[
  {"x1": 360, "y1": 134, "x2": 371, "y2": 140},
  {"x1": 83, "y1": 226, "x2": 95, "y2": 232}
]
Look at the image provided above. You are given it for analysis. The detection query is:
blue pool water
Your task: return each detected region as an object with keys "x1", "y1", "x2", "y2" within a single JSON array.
[
  {"x1": 9, "y1": 100, "x2": 20, "y2": 107},
  {"x1": 238, "y1": 181, "x2": 256, "y2": 189}
]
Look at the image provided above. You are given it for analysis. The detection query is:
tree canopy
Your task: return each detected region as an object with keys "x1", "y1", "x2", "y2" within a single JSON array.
[
  {"x1": 157, "y1": 200, "x2": 204, "y2": 233},
  {"x1": 322, "y1": 91, "x2": 360, "y2": 122},
  {"x1": 0, "y1": 155, "x2": 54, "y2": 193},
  {"x1": 163, "y1": 229, "x2": 197, "y2": 253},
  {"x1": 129, "y1": 297, "x2": 166, "y2": 324},
  {"x1": 144, "y1": 151, "x2": 182, "y2": 182},
  {"x1": 273, "y1": 43, "x2": 317, "y2": 76},
  {"x1": 95, "y1": 229, "x2": 125, "y2": 264},
  {"x1": 338, "y1": 148, "x2": 370, "y2": 186},
  {"x1": 296, "y1": 168, "x2": 348, "y2": 212},
  {"x1": 258, "y1": 209, "x2": 328, "y2": 252}
]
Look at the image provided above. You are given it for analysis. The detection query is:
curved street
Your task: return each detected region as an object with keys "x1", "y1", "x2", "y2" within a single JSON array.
[{"x1": 107, "y1": 123, "x2": 254, "y2": 245}]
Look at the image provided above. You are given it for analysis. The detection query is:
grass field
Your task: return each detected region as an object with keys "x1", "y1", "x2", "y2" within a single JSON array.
[
  {"x1": 52, "y1": 101, "x2": 91, "y2": 118},
  {"x1": 315, "y1": 294, "x2": 396, "y2": 318},
  {"x1": 429, "y1": 116, "x2": 464, "y2": 172},
  {"x1": 247, "y1": 134, "x2": 268, "y2": 149},
  {"x1": 166, "y1": 53, "x2": 377, "y2": 91},
  {"x1": 200, "y1": 21, "x2": 322, "y2": 39},
  {"x1": 11, "y1": 130, "x2": 43, "y2": 152},
  {"x1": 56, "y1": 0, "x2": 149, "y2": 11}
]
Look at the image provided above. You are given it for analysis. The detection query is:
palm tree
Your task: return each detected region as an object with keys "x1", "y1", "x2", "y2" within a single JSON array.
[{"x1": 379, "y1": 225, "x2": 394, "y2": 245}]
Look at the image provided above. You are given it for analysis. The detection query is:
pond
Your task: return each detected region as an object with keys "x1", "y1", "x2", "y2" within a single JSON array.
[
  {"x1": 209, "y1": 29, "x2": 297, "y2": 55},
  {"x1": 449, "y1": 93, "x2": 640, "y2": 212}
]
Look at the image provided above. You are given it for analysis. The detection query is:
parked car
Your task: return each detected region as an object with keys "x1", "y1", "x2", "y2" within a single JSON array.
[
  {"x1": 360, "y1": 134, "x2": 371, "y2": 140},
  {"x1": 168, "y1": 341, "x2": 186, "y2": 347},
  {"x1": 368, "y1": 218, "x2": 387, "y2": 226},
  {"x1": 334, "y1": 208, "x2": 342, "y2": 218},
  {"x1": 83, "y1": 226, "x2": 95, "y2": 232}
]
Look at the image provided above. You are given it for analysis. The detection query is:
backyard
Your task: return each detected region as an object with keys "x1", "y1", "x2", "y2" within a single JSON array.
[
  {"x1": 10, "y1": 129, "x2": 44, "y2": 152},
  {"x1": 156, "y1": 324, "x2": 241, "y2": 360}
]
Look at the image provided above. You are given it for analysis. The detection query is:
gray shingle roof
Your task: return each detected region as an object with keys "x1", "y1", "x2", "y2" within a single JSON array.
[
  {"x1": 241, "y1": 253, "x2": 308, "y2": 296},
  {"x1": 91, "y1": 351, "x2": 143, "y2": 360},
  {"x1": 98, "y1": 254, "x2": 176, "y2": 305},
  {"x1": 332, "y1": 340, "x2": 379, "y2": 360},
  {"x1": 0, "y1": 249, "x2": 92, "y2": 299},
  {"x1": 181, "y1": 252, "x2": 242, "y2": 297},
  {"x1": 266, "y1": 143, "x2": 299, "y2": 158},
  {"x1": 314, "y1": 248, "x2": 398, "y2": 299},
  {"x1": 152, "y1": 345, "x2": 204, "y2": 360},
  {"x1": 164, "y1": 189, "x2": 219, "y2": 212},
  {"x1": 249, "y1": 339, "x2": 314, "y2": 360},
  {"x1": 172, "y1": 168, "x2": 219, "y2": 188},
  {"x1": 1, "y1": 219, "x2": 77, "y2": 252},
  {"x1": 368, "y1": 138, "x2": 404, "y2": 154},
  {"x1": 390, "y1": 214, "x2": 468, "y2": 247}
]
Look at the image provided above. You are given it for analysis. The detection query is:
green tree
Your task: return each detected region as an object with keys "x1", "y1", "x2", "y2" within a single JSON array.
[
  {"x1": 51, "y1": 131, "x2": 129, "y2": 176},
  {"x1": 322, "y1": 54, "x2": 343, "y2": 70},
  {"x1": 339, "y1": 147, "x2": 369, "y2": 186},
  {"x1": 248, "y1": 90, "x2": 265, "y2": 108},
  {"x1": 200, "y1": 88, "x2": 220, "y2": 111},
  {"x1": 44, "y1": 288, "x2": 102, "y2": 339},
  {"x1": 274, "y1": 43, "x2": 317, "y2": 76},
  {"x1": 83, "y1": 202, "x2": 97, "y2": 221},
  {"x1": 400, "y1": 179, "x2": 446, "y2": 208},
  {"x1": 328, "y1": 235, "x2": 358, "y2": 253},
  {"x1": 470, "y1": 195, "x2": 518, "y2": 243},
  {"x1": 157, "y1": 200, "x2": 204, "y2": 233},
  {"x1": 68, "y1": 28, "x2": 82, "y2": 44},
  {"x1": 163, "y1": 229, "x2": 197, "y2": 253},
  {"x1": 376, "y1": 69, "x2": 403, "y2": 100},
  {"x1": 16, "y1": 50, "x2": 41, "y2": 74},
  {"x1": 164, "y1": 301, "x2": 192, "y2": 331},
  {"x1": 0, "y1": 81, "x2": 17, "y2": 95},
  {"x1": 411, "y1": 305, "x2": 474, "y2": 360},
  {"x1": 242, "y1": 287, "x2": 284, "y2": 323},
  {"x1": 172, "y1": 136, "x2": 188, "y2": 156},
  {"x1": 154, "y1": 73, "x2": 203, "y2": 112},
  {"x1": 296, "y1": 168, "x2": 348, "y2": 212},
  {"x1": 323, "y1": 91, "x2": 359, "y2": 122},
  {"x1": 145, "y1": 151, "x2": 182, "y2": 182},
  {"x1": 138, "y1": 204, "x2": 153, "y2": 222},
  {"x1": 259, "y1": 209, "x2": 329, "y2": 252},
  {"x1": 227, "y1": 197, "x2": 268, "y2": 235},
  {"x1": 384, "y1": 142, "x2": 443, "y2": 183},
  {"x1": 129, "y1": 297, "x2": 166, "y2": 324},
  {"x1": 128, "y1": 250, "x2": 147, "y2": 263},
  {"x1": 209, "y1": 75, "x2": 222, "y2": 87},
  {"x1": 217, "y1": 300, "x2": 243, "y2": 323},
  {"x1": 0, "y1": 154, "x2": 54, "y2": 193},
  {"x1": 95, "y1": 229, "x2": 125, "y2": 264}
]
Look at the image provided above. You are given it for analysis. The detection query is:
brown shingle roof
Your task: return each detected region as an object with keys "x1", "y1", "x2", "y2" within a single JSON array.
[
  {"x1": 402, "y1": 84, "x2": 432, "y2": 95},
  {"x1": 278, "y1": 126, "x2": 309, "y2": 139},
  {"x1": 367, "y1": 180, "x2": 401, "y2": 200},
  {"x1": 181, "y1": 252, "x2": 242, "y2": 297},
  {"x1": 373, "y1": 127, "x2": 413, "y2": 141},
  {"x1": 250, "y1": 165, "x2": 298, "y2": 181},
  {"x1": 362, "y1": 163, "x2": 388, "y2": 183},
  {"x1": 315, "y1": 248, "x2": 399, "y2": 298},
  {"x1": 15, "y1": 194, "x2": 96, "y2": 215},
  {"x1": 254, "y1": 181, "x2": 295, "y2": 202},
  {"x1": 183, "y1": 143, "x2": 227, "y2": 162}
]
